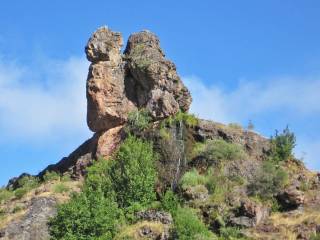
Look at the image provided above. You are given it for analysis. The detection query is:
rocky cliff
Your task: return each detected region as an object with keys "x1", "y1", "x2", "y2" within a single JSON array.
[{"x1": 1, "y1": 26, "x2": 319, "y2": 240}]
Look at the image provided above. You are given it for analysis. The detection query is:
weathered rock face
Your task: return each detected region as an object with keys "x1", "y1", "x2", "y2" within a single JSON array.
[
  {"x1": 0, "y1": 197, "x2": 57, "y2": 240},
  {"x1": 86, "y1": 27, "x2": 136, "y2": 132},
  {"x1": 124, "y1": 30, "x2": 192, "y2": 119},
  {"x1": 277, "y1": 187, "x2": 305, "y2": 210},
  {"x1": 230, "y1": 199, "x2": 270, "y2": 228},
  {"x1": 86, "y1": 27, "x2": 192, "y2": 133}
]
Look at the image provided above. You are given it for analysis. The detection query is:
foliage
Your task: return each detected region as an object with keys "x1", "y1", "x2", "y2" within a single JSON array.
[
  {"x1": 310, "y1": 233, "x2": 320, "y2": 240},
  {"x1": 179, "y1": 168, "x2": 207, "y2": 190},
  {"x1": 270, "y1": 126, "x2": 296, "y2": 162},
  {"x1": 159, "y1": 127, "x2": 171, "y2": 140},
  {"x1": 49, "y1": 135, "x2": 158, "y2": 239},
  {"x1": 193, "y1": 139, "x2": 247, "y2": 166},
  {"x1": 248, "y1": 161, "x2": 288, "y2": 199},
  {"x1": 127, "y1": 109, "x2": 152, "y2": 132},
  {"x1": 17, "y1": 175, "x2": 39, "y2": 190},
  {"x1": 49, "y1": 190, "x2": 123, "y2": 240},
  {"x1": 173, "y1": 207, "x2": 216, "y2": 240},
  {"x1": 218, "y1": 227, "x2": 247, "y2": 240},
  {"x1": 14, "y1": 188, "x2": 28, "y2": 199},
  {"x1": 0, "y1": 188, "x2": 14, "y2": 204},
  {"x1": 161, "y1": 190, "x2": 179, "y2": 214},
  {"x1": 175, "y1": 111, "x2": 199, "y2": 127},
  {"x1": 43, "y1": 171, "x2": 61, "y2": 182},
  {"x1": 53, "y1": 183, "x2": 70, "y2": 193},
  {"x1": 12, "y1": 205, "x2": 23, "y2": 213},
  {"x1": 61, "y1": 173, "x2": 72, "y2": 182},
  {"x1": 111, "y1": 136, "x2": 157, "y2": 208}
]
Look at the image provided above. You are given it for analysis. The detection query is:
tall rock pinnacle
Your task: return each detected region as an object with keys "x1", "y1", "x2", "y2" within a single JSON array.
[
  {"x1": 85, "y1": 27, "x2": 136, "y2": 132},
  {"x1": 85, "y1": 26, "x2": 192, "y2": 133}
]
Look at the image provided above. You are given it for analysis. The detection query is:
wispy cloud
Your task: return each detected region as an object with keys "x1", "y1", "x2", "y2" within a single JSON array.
[
  {"x1": 184, "y1": 75, "x2": 320, "y2": 123},
  {"x1": 0, "y1": 56, "x2": 90, "y2": 142}
]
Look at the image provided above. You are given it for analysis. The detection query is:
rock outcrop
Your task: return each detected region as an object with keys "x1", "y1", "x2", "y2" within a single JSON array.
[
  {"x1": 38, "y1": 26, "x2": 193, "y2": 178},
  {"x1": 86, "y1": 27, "x2": 136, "y2": 132},
  {"x1": 0, "y1": 197, "x2": 57, "y2": 240},
  {"x1": 124, "y1": 30, "x2": 192, "y2": 119},
  {"x1": 85, "y1": 27, "x2": 191, "y2": 133}
]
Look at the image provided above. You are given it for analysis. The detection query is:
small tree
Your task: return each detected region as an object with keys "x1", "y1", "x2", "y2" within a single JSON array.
[
  {"x1": 110, "y1": 135, "x2": 157, "y2": 208},
  {"x1": 270, "y1": 126, "x2": 296, "y2": 162}
]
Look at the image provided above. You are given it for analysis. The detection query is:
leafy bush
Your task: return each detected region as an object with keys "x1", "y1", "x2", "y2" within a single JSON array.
[
  {"x1": 111, "y1": 135, "x2": 157, "y2": 208},
  {"x1": 50, "y1": 190, "x2": 123, "y2": 240},
  {"x1": 173, "y1": 207, "x2": 216, "y2": 240},
  {"x1": 49, "y1": 135, "x2": 158, "y2": 239},
  {"x1": 43, "y1": 171, "x2": 61, "y2": 182},
  {"x1": 0, "y1": 188, "x2": 13, "y2": 203},
  {"x1": 14, "y1": 188, "x2": 28, "y2": 199},
  {"x1": 161, "y1": 190, "x2": 179, "y2": 214},
  {"x1": 127, "y1": 109, "x2": 151, "y2": 131},
  {"x1": 17, "y1": 175, "x2": 39, "y2": 189},
  {"x1": 175, "y1": 111, "x2": 199, "y2": 127},
  {"x1": 179, "y1": 168, "x2": 207, "y2": 190},
  {"x1": 270, "y1": 126, "x2": 296, "y2": 162},
  {"x1": 194, "y1": 139, "x2": 247, "y2": 166},
  {"x1": 53, "y1": 183, "x2": 70, "y2": 193},
  {"x1": 248, "y1": 161, "x2": 288, "y2": 199},
  {"x1": 219, "y1": 227, "x2": 247, "y2": 240}
]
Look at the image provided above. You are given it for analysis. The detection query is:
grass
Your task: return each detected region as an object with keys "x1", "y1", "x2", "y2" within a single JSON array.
[
  {"x1": 53, "y1": 183, "x2": 70, "y2": 194},
  {"x1": 179, "y1": 168, "x2": 207, "y2": 190},
  {"x1": 0, "y1": 188, "x2": 14, "y2": 204}
]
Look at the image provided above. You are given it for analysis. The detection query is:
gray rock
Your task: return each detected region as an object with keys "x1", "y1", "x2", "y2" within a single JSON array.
[
  {"x1": 136, "y1": 210, "x2": 173, "y2": 225},
  {"x1": 277, "y1": 187, "x2": 305, "y2": 210},
  {"x1": 0, "y1": 197, "x2": 57, "y2": 240}
]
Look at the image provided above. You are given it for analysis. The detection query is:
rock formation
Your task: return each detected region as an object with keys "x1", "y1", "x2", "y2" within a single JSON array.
[
  {"x1": 86, "y1": 26, "x2": 192, "y2": 133},
  {"x1": 40, "y1": 26, "x2": 193, "y2": 177}
]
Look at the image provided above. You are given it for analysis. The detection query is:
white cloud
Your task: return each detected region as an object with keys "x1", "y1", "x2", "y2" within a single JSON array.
[
  {"x1": 184, "y1": 75, "x2": 320, "y2": 123},
  {"x1": 0, "y1": 56, "x2": 91, "y2": 142}
]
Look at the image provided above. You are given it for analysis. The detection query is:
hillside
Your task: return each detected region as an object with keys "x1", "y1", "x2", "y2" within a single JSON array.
[{"x1": 1, "y1": 26, "x2": 320, "y2": 240}]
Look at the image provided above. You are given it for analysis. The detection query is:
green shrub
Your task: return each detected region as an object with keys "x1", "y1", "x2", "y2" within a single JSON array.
[
  {"x1": 14, "y1": 188, "x2": 28, "y2": 199},
  {"x1": 248, "y1": 161, "x2": 288, "y2": 199},
  {"x1": 161, "y1": 190, "x2": 179, "y2": 214},
  {"x1": 111, "y1": 135, "x2": 157, "y2": 208},
  {"x1": 270, "y1": 126, "x2": 296, "y2": 162},
  {"x1": 194, "y1": 139, "x2": 247, "y2": 166},
  {"x1": 127, "y1": 109, "x2": 151, "y2": 131},
  {"x1": 159, "y1": 127, "x2": 171, "y2": 140},
  {"x1": 43, "y1": 171, "x2": 61, "y2": 182},
  {"x1": 53, "y1": 183, "x2": 70, "y2": 193},
  {"x1": 49, "y1": 136, "x2": 158, "y2": 239},
  {"x1": 219, "y1": 227, "x2": 247, "y2": 240},
  {"x1": 180, "y1": 169, "x2": 207, "y2": 190},
  {"x1": 310, "y1": 233, "x2": 320, "y2": 240},
  {"x1": 49, "y1": 190, "x2": 123, "y2": 240},
  {"x1": 0, "y1": 188, "x2": 14, "y2": 203},
  {"x1": 17, "y1": 175, "x2": 39, "y2": 190},
  {"x1": 175, "y1": 111, "x2": 199, "y2": 127},
  {"x1": 173, "y1": 207, "x2": 216, "y2": 240},
  {"x1": 12, "y1": 205, "x2": 23, "y2": 213},
  {"x1": 61, "y1": 173, "x2": 72, "y2": 182},
  {"x1": 84, "y1": 159, "x2": 115, "y2": 198}
]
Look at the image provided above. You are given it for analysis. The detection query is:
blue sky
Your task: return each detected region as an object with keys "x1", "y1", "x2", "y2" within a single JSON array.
[{"x1": 0, "y1": 0, "x2": 320, "y2": 185}]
